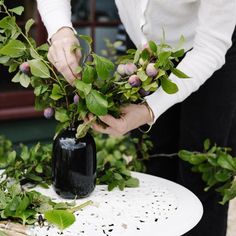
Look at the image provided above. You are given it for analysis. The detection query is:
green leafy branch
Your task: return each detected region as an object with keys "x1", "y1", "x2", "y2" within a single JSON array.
[
  {"x1": 178, "y1": 139, "x2": 236, "y2": 204},
  {"x1": 0, "y1": 1, "x2": 189, "y2": 139}
]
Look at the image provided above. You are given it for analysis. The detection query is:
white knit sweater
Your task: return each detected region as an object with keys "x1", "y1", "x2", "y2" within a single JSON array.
[{"x1": 37, "y1": 0, "x2": 236, "y2": 122}]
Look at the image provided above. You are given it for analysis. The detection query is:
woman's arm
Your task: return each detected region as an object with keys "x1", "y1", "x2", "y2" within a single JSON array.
[
  {"x1": 37, "y1": 0, "x2": 81, "y2": 84},
  {"x1": 145, "y1": 0, "x2": 236, "y2": 122},
  {"x1": 37, "y1": 0, "x2": 73, "y2": 40}
]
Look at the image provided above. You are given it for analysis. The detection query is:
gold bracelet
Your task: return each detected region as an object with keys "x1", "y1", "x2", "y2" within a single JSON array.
[{"x1": 138, "y1": 102, "x2": 154, "y2": 133}]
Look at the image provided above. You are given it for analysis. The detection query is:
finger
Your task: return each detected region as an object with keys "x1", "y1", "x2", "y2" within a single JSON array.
[
  {"x1": 64, "y1": 44, "x2": 80, "y2": 78},
  {"x1": 75, "y1": 48, "x2": 82, "y2": 63},
  {"x1": 47, "y1": 46, "x2": 57, "y2": 64},
  {"x1": 99, "y1": 114, "x2": 127, "y2": 134},
  {"x1": 92, "y1": 122, "x2": 111, "y2": 134},
  {"x1": 52, "y1": 45, "x2": 76, "y2": 84}
]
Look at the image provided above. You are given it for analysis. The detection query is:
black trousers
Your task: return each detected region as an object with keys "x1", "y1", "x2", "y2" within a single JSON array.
[{"x1": 143, "y1": 28, "x2": 236, "y2": 236}]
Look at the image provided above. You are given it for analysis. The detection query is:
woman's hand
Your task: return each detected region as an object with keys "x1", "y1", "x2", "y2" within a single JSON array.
[
  {"x1": 47, "y1": 27, "x2": 81, "y2": 85},
  {"x1": 87, "y1": 103, "x2": 154, "y2": 137}
]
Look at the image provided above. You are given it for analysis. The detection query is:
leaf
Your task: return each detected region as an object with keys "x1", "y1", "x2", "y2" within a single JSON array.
[
  {"x1": 125, "y1": 177, "x2": 139, "y2": 187},
  {"x1": 50, "y1": 84, "x2": 64, "y2": 100},
  {"x1": 175, "y1": 35, "x2": 185, "y2": 50},
  {"x1": 140, "y1": 49, "x2": 149, "y2": 61},
  {"x1": 0, "y1": 39, "x2": 26, "y2": 58},
  {"x1": 19, "y1": 73, "x2": 31, "y2": 88},
  {"x1": 171, "y1": 67, "x2": 190, "y2": 78},
  {"x1": 8, "y1": 63, "x2": 18, "y2": 73},
  {"x1": 142, "y1": 82, "x2": 158, "y2": 92},
  {"x1": 114, "y1": 173, "x2": 123, "y2": 181},
  {"x1": 0, "y1": 16, "x2": 15, "y2": 30},
  {"x1": 86, "y1": 90, "x2": 108, "y2": 116},
  {"x1": 75, "y1": 80, "x2": 92, "y2": 96},
  {"x1": 217, "y1": 153, "x2": 236, "y2": 171},
  {"x1": 34, "y1": 84, "x2": 49, "y2": 96},
  {"x1": 220, "y1": 181, "x2": 236, "y2": 205},
  {"x1": 21, "y1": 145, "x2": 30, "y2": 161},
  {"x1": 28, "y1": 59, "x2": 50, "y2": 78},
  {"x1": 76, "y1": 122, "x2": 91, "y2": 139},
  {"x1": 158, "y1": 51, "x2": 171, "y2": 66},
  {"x1": 133, "y1": 50, "x2": 141, "y2": 64},
  {"x1": 11, "y1": 72, "x2": 20, "y2": 83},
  {"x1": 75, "y1": 66, "x2": 82, "y2": 74},
  {"x1": 171, "y1": 49, "x2": 185, "y2": 58},
  {"x1": 55, "y1": 109, "x2": 70, "y2": 123},
  {"x1": 44, "y1": 210, "x2": 76, "y2": 230},
  {"x1": 9, "y1": 6, "x2": 24, "y2": 15},
  {"x1": 92, "y1": 54, "x2": 114, "y2": 80},
  {"x1": 148, "y1": 40, "x2": 157, "y2": 53},
  {"x1": 161, "y1": 77, "x2": 178, "y2": 94},
  {"x1": 25, "y1": 173, "x2": 43, "y2": 182},
  {"x1": 16, "y1": 196, "x2": 30, "y2": 215},
  {"x1": 137, "y1": 70, "x2": 148, "y2": 82},
  {"x1": 37, "y1": 43, "x2": 49, "y2": 52},
  {"x1": 214, "y1": 169, "x2": 232, "y2": 182},
  {"x1": 204, "y1": 139, "x2": 210, "y2": 151},
  {"x1": 25, "y1": 19, "x2": 35, "y2": 35},
  {"x1": 108, "y1": 181, "x2": 118, "y2": 191},
  {"x1": 0, "y1": 56, "x2": 10, "y2": 64},
  {"x1": 79, "y1": 34, "x2": 92, "y2": 53},
  {"x1": 82, "y1": 64, "x2": 97, "y2": 83}
]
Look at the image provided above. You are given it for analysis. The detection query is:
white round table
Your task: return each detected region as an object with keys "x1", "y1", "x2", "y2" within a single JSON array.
[{"x1": 31, "y1": 172, "x2": 203, "y2": 236}]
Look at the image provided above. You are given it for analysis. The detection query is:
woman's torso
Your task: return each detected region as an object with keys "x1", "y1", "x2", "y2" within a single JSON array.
[{"x1": 115, "y1": 0, "x2": 200, "y2": 50}]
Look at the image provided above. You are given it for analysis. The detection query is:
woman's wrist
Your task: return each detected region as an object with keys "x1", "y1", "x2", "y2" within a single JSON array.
[
  {"x1": 51, "y1": 27, "x2": 76, "y2": 43},
  {"x1": 140, "y1": 102, "x2": 154, "y2": 125}
]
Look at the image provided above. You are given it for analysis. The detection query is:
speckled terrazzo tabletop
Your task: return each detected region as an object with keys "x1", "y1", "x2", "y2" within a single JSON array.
[{"x1": 31, "y1": 172, "x2": 203, "y2": 236}]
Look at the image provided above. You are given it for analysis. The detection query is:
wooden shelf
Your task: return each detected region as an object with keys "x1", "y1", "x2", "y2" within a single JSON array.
[
  {"x1": 73, "y1": 20, "x2": 121, "y2": 27},
  {"x1": 0, "y1": 106, "x2": 43, "y2": 121},
  {"x1": 0, "y1": 90, "x2": 43, "y2": 120}
]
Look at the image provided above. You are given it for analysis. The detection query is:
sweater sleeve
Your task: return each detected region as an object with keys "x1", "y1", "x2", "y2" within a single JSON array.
[
  {"x1": 145, "y1": 0, "x2": 236, "y2": 123},
  {"x1": 36, "y1": 0, "x2": 73, "y2": 39}
]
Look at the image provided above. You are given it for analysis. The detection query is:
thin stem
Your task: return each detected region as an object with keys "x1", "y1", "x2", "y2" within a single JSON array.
[
  {"x1": 2, "y1": 3, "x2": 70, "y2": 108},
  {"x1": 149, "y1": 153, "x2": 178, "y2": 158},
  {"x1": 68, "y1": 200, "x2": 93, "y2": 213}
]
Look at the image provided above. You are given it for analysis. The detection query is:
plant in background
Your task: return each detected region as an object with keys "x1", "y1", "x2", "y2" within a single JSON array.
[
  {"x1": 0, "y1": 1, "x2": 189, "y2": 139},
  {"x1": 95, "y1": 134, "x2": 153, "y2": 190},
  {"x1": 178, "y1": 139, "x2": 236, "y2": 205}
]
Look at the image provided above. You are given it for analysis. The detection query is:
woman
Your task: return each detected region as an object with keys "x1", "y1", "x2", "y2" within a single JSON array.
[{"x1": 36, "y1": 0, "x2": 236, "y2": 235}]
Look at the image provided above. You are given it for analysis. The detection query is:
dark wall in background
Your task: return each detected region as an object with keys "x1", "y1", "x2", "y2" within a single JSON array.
[{"x1": 0, "y1": 118, "x2": 57, "y2": 145}]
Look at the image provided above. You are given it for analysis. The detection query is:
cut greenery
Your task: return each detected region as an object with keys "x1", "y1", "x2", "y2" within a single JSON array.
[
  {"x1": 0, "y1": 0, "x2": 189, "y2": 139},
  {"x1": 0, "y1": 133, "x2": 152, "y2": 230}
]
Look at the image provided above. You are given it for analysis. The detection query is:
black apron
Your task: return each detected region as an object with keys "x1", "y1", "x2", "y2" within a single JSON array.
[{"x1": 135, "y1": 27, "x2": 236, "y2": 236}]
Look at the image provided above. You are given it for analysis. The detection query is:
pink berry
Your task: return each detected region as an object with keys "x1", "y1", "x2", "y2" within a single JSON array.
[
  {"x1": 146, "y1": 63, "x2": 158, "y2": 77},
  {"x1": 128, "y1": 75, "x2": 141, "y2": 87},
  {"x1": 117, "y1": 64, "x2": 126, "y2": 76},
  {"x1": 44, "y1": 107, "x2": 54, "y2": 119},
  {"x1": 124, "y1": 63, "x2": 137, "y2": 75},
  {"x1": 19, "y1": 62, "x2": 30, "y2": 74},
  {"x1": 73, "y1": 94, "x2": 80, "y2": 104},
  {"x1": 139, "y1": 88, "x2": 150, "y2": 96}
]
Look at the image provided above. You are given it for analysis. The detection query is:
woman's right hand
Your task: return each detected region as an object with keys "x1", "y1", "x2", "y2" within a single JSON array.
[{"x1": 47, "y1": 27, "x2": 82, "y2": 85}]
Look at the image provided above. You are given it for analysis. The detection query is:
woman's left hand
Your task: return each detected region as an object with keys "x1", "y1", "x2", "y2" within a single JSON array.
[{"x1": 87, "y1": 103, "x2": 154, "y2": 136}]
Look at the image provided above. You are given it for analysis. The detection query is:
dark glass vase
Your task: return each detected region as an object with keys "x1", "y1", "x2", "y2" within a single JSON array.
[{"x1": 52, "y1": 126, "x2": 96, "y2": 199}]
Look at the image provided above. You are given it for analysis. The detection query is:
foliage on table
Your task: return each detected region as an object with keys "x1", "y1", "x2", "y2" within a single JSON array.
[
  {"x1": 0, "y1": 133, "x2": 152, "y2": 230},
  {"x1": 0, "y1": 0, "x2": 188, "y2": 138},
  {"x1": 178, "y1": 139, "x2": 236, "y2": 205},
  {"x1": 96, "y1": 134, "x2": 153, "y2": 190}
]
